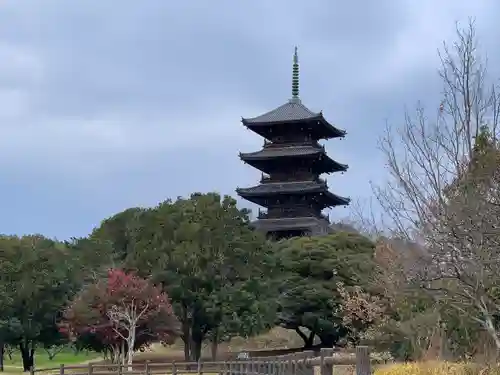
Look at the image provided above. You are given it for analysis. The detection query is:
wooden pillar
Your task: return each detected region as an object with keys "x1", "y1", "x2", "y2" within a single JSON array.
[{"x1": 356, "y1": 346, "x2": 371, "y2": 375}]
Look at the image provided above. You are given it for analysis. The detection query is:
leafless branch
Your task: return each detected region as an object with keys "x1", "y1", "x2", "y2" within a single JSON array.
[
  {"x1": 107, "y1": 299, "x2": 150, "y2": 370},
  {"x1": 367, "y1": 18, "x2": 500, "y2": 349}
]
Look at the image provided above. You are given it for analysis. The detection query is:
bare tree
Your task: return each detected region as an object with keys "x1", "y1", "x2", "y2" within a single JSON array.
[
  {"x1": 107, "y1": 301, "x2": 150, "y2": 371},
  {"x1": 371, "y1": 18, "x2": 500, "y2": 351},
  {"x1": 336, "y1": 281, "x2": 387, "y2": 342}
]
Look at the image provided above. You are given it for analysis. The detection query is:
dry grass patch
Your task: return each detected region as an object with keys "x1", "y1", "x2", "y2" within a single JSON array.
[{"x1": 374, "y1": 361, "x2": 500, "y2": 375}]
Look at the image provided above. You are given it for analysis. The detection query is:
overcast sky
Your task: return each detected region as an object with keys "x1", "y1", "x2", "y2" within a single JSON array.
[{"x1": 1, "y1": 0, "x2": 499, "y2": 239}]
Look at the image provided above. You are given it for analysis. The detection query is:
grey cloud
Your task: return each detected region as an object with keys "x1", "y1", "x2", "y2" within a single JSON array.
[{"x1": 0, "y1": 0, "x2": 499, "y2": 238}]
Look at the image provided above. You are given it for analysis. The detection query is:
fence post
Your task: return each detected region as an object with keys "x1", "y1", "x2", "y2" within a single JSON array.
[
  {"x1": 59, "y1": 364, "x2": 65, "y2": 375},
  {"x1": 172, "y1": 361, "x2": 177, "y2": 375},
  {"x1": 355, "y1": 346, "x2": 371, "y2": 375},
  {"x1": 320, "y1": 348, "x2": 334, "y2": 375},
  {"x1": 302, "y1": 351, "x2": 314, "y2": 375},
  {"x1": 145, "y1": 360, "x2": 151, "y2": 375},
  {"x1": 88, "y1": 363, "x2": 93, "y2": 375}
]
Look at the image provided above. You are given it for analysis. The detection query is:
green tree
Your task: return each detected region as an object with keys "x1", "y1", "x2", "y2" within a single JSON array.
[
  {"x1": 275, "y1": 232, "x2": 376, "y2": 348},
  {"x1": 0, "y1": 235, "x2": 110, "y2": 371},
  {"x1": 90, "y1": 208, "x2": 144, "y2": 262},
  {"x1": 0, "y1": 263, "x2": 16, "y2": 372},
  {"x1": 94, "y1": 192, "x2": 279, "y2": 361}
]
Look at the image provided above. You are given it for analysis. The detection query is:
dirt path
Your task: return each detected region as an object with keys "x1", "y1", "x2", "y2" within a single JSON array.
[{"x1": 76, "y1": 357, "x2": 103, "y2": 365}]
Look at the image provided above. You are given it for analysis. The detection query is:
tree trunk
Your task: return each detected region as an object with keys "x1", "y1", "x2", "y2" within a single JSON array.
[
  {"x1": 182, "y1": 321, "x2": 191, "y2": 361},
  {"x1": 484, "y1": 315, "x2": 500, "y2": 353},
  {"x1": 305, "y1": 331, "x2": 315, "y2": 348},
  {"x1": 190, "y1": 329, "x2": 203, "y2": 362},
  {"x1": 126, "y1": 345, "x2": 133, "y2": 371},
  {"x1": 192, "y1": 339, "x2": 202, "y2": 362},
  {"x1": 19, "y1": 342, "x2": 34, "y2": 372},
  {"x1": 120, "y1": 340, "x2": 125, "y2": 366},
  {"x1": 295, "y1": 327, "x2": 316, "y2": 349},
  {"x1": 183, "y1": 339, "x2": 190, "y2": 362},
  {"x1": 295, "y1": 328, "x2": 315, "y2": 348},
  {"x1": 110, "y1": 344, "x2": 119, "y2": 364},
  {"x1": 6, "y1": 346, "x2": 13, "y2": 361},
  {"x1": 210, "y1": 327, "x2": 220, "y2": 361},
  {"x1": 0, "y1": 342, "x2": 4, "y2": 372},
  {"x1": 211, "y1": 338, "x2": 218, "y2": 361},
  {"x1": 126, "y1": 327, "x2": 136, "y2": 372},
  {"x1": 211, "y1": 340, "x2": 218, "y2": 361}
]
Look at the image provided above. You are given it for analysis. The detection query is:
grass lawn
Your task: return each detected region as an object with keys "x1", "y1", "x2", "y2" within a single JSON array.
[{"x1": 3, "y1": 348, "x2": 100, "y2": 372}]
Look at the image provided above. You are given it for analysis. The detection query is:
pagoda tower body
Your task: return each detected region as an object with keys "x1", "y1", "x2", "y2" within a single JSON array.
[{"x1": 236, "y1": 48, "x2": 350, "y2": 240}]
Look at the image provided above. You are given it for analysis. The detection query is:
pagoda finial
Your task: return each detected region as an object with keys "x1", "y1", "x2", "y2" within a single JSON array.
[{"x1": 291, "y1": 46, "x2": 300, "y2": 102}]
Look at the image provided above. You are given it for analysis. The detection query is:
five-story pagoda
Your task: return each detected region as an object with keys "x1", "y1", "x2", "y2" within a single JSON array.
[{"x1": 236, "y1": 48, "x2": 350, "y2": 240}]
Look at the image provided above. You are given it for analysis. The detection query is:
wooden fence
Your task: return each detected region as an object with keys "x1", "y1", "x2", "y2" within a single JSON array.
[{"x1": 31, "y1": 346, "x2": 372, "y2": 375}]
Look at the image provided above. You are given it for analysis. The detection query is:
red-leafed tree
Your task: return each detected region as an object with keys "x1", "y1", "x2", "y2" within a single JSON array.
[{"x1": 60, "y1": 269, "x2": 179, "y2": 366}]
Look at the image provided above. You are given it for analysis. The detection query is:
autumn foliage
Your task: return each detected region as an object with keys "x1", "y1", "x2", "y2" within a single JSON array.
[{"x1": 60, "y1": 269, "x2": 179, "y2": 359}]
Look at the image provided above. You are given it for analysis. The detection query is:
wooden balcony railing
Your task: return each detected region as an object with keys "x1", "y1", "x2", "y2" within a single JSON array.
[
  {"x1": 257, "y1": 208, "x2": 330, "y2": 222},
  {"x1": 261, "y1": 140, "x2": 324, "y2": 149}
]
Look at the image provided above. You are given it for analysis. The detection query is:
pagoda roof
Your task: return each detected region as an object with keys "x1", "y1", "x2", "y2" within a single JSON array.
[
  {"x1": 241, "y1": 48, "x2": 346, "y2": 139},
  {"x1": 239, "y1": 145, "x2": 348, "y2": 174},
  {"x1": 236, "y1": 181, "x2": 350, "y2": 206},
  {"x1": 241, "y1": 144, "x2": 322, "y2": 158},
  {"x1": 238, "y1": 180, "x2": 325, "y2": 195},
  {"x1": 242, "y1": 99, "x2": 320, "y2": 124},
  {"x1": 241, "y1": 99, "x2": 346, "y2": 139}
]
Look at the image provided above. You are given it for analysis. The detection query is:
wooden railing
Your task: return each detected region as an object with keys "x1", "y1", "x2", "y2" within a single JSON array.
[
  {"x1": 31, "y1": 346, "x2": 372, "y2": 375},
  {"x1": 262, "y1": 141, "x2": 324, "y2": 150},
  {"x1": 257, "y1": 208, "x2": 329, "y2": 222}
]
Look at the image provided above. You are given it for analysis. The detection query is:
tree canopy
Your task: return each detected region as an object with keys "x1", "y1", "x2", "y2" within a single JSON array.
[
  {"x1": 0, "y1": 235, "x2": 93, "y2": 370},
  {"x1": 94, "y1": 192, "x2": 280, "y2": 361},
  {"x1": 275, "y1": 232, "x2": 376, "y2": 348},
  {"x1": 61, "y1": 268, "x2": 179, "y2": 365}
]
